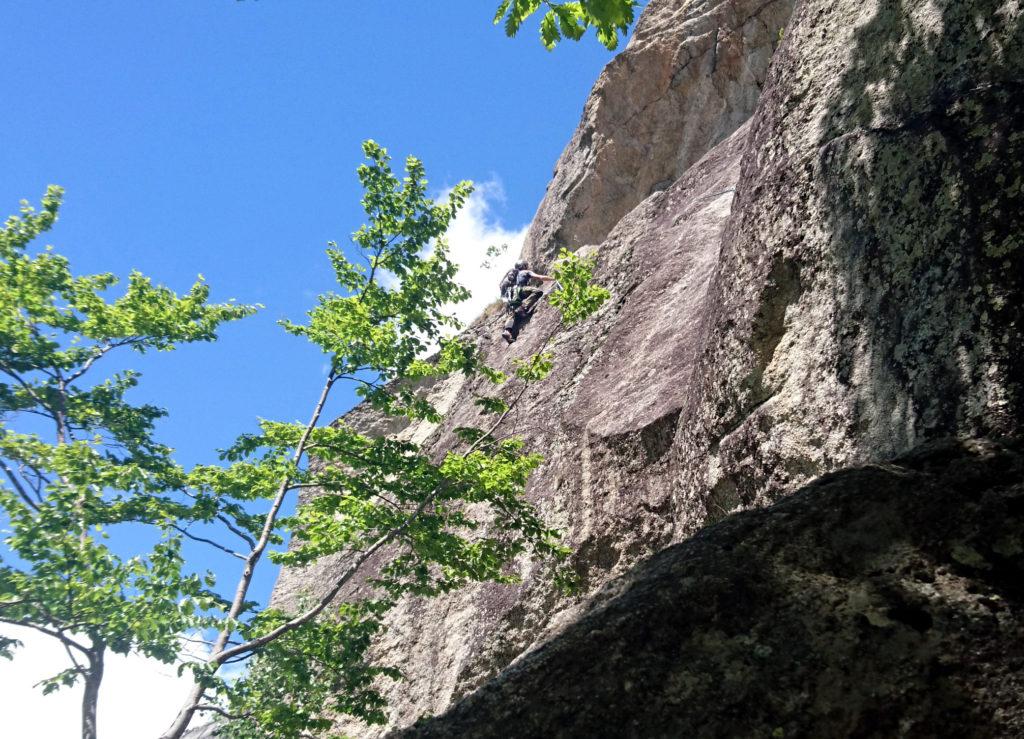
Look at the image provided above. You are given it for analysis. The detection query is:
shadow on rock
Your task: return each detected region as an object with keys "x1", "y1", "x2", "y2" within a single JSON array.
[
  {"x1": 399, "y1": 437, "x2": 1024, "y2": 738},
  {"x1": 817, "y1": 0, "x2": 1024, "y2": 442}
]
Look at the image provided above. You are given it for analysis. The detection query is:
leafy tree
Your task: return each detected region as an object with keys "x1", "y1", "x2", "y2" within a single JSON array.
[
  {"x1": 234, "y1": 1, "x2": 638, "y2": 50},
  {"x1": 159, "y1": 141, "x2": 608, "y2": 738},
  {"x1": 550, "y1": 248, "x2": 610, "y2": 325},
  {"x1": 0, "y1": 148, "x2": 609, "y2": 739},
  {"x1": 494, "y1": 0, "x2": 639, "y2": 50},
  {"x1": 0, "y1": 187, "x2": 257, "y2": 739}
]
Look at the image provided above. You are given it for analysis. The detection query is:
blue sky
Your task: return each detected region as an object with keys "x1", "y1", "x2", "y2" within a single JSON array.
[
  {"x1": 2, "y1": 0, "x2": 625, "y2": 583},
  {"x1": 0, "y1": 1, "x2": 667, "y2": 733},
  {"x1": 1, "y1": 2, "x2": 639, "y2": 733}
]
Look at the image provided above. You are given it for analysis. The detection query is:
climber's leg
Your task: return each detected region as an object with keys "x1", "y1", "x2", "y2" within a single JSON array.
[
  {"x1": 502, "y1": 287, "x2": 545, "y2": 345},
  {"x1": 502, "y1": 309, "x2": 519, "y2": 344},
  {"x1": 519, "y1": 286, "x2": 544, "y2": 313}
]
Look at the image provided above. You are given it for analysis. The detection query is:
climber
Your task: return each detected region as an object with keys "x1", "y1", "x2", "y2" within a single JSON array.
[{"x1": 500, "y1": 259, "x2": 555, "y2": 344}]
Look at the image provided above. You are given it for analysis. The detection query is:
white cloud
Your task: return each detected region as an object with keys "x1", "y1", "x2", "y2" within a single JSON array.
[
  {"x1": 334, "y1": 180, "x2": 527, "y2": 351},
  {"x1": 440, "y1": 179, "x2": 529, "y2": 331},
  {"x1": 1, "y1": 625, "x2": 214, "y2": 738}
]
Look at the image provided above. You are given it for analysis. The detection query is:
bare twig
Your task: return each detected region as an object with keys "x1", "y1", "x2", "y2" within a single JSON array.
[
  {"x1": 178, "y1": 489, "x2": 258, "y2": 550},
  {"x1": 195, "y1": 704, "x2": 249, "y2": 721},
  {"x1": 178, "y1": 636, "x2": 221, "y2": 647},
  {"x1": 63, "y1": 337, "x2": 143, "y2": 385},
  {"x1": 215, "y1": 513, "x2": 257, "y2": 550},
  {"x1": 170, "y1": 525, "x2": 246, "y2": 560}
]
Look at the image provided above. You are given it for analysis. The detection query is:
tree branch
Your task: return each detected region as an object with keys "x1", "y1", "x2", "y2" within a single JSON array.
[
  {"x1": 63, "y1": 338, "x2": 141, "y2": 385},
  {"x1": 161, "y1": 371, "x2": 339, "y2": 739},
  {"x1": 215, "y1": 513, "x2": 257, "y2": 550},
  {"x1": 214, "y1": 390, "x2": 523, "y2": 665},
  {"x1": 61, "y1": 638, "x2": 86, "y2": 675},
  {"x1": 283, "y1": 483, "x2": 323, "y2": 492},
  {"x1": 178, "y1": 488, "x2": 260, "y2": 550},
  {"x1": 178, "y1": 636, "x2": 221, "y2": 647},
  {"x1": 0, "y1": 365, "x2": 48, "y2": 411},
  {"x1": 20, "y1": 461, "x2": 53, "y2": 498},
  {"x1": 170, "y1": 525, "x2": 246, "y2": 560},
  {"x1": 214, "y1": 500, "x2": 427, "y2": 663},
  {"x1": 196, "y1": 704, "x2": 249, "y2": 721},
  {"x1": 1, "y1": 460, "x2": 40, "y2": 511},
  {"x1": 360, "y1": 233, "x2": 399, "y2": 301},
  {"x1": 0, "y1": 615, "x2": 90, "y2": 656}
]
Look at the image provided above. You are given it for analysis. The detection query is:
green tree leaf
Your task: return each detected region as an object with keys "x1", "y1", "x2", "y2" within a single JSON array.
[
  {"x1": 548, "y1": 247, "x2": 610, "y2": 325},
  {"x1": 0, "y1": 188, "x2": 256, "y2": 739},
  {"x1": 495, "y1": 0, "x2": 636, "y2": 49},
  {"x1": 540, "y1": 9, "x2": 562, "y2": 49}
]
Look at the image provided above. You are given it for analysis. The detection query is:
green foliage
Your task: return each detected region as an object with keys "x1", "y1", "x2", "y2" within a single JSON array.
[
  {"x1": 474, "y1": 395, "x2": 511, "y2": 414},
  {"x1": 214, "y1": 602, "x2": 399, "y2": 738},
  {"x1": 495, "y1": 0, "x2": 638, "y2": 50},
  {"x1": 0, "y1": 187, "x2": 255, "y2": 734},
  {"x1": 549, "y1": 248, "x2": 610, "y2": 325},
  {"x1": 514, "y1": 351, "x2": 555, "y2": 382},
  {"x1": 281, "y1": 141, "x2": 472, "y2": 385},
  {"x1": 165, "y1": 143, "x2": 577, "y2": 739},
  {"x1": 0, "y1": 634, "x2": 21, "y2": 659},
  {"x1": 4, "y1": 153, "x2": 614, "y2": 739},
  {"x1": 481, "y1": 242, "x2": 509, "y2": 270}
]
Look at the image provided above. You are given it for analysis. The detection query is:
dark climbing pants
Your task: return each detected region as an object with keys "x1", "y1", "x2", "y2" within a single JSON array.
[{"x1": 503, "y1": 286, "x2": 544, "y2": 337}]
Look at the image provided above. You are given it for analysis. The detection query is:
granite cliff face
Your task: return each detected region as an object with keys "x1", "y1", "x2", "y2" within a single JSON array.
[
  {"x1": 674, "y1": 0, "x2": 1024, "y2": 536},
  {"x1": 523, "y1": 0, "x2": 795, "y2": 265},
  {"x1": 404, "y1": 439, "x2": 1024, "y2": 738},
  {"x1": 271, "y1": 0, "x2": 1024, "y2": 734}
]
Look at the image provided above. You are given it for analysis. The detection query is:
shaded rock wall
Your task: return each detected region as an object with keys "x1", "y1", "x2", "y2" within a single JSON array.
[
  {"x1": 271, "y1": 0, "x2": 1024, "y2": 734},
  {"x1": 674, "y1": 0, "x2": 1024, "y2": 535},
  {"x1": 402, "y1": 439, "x2": 1024, "y2": 738}
]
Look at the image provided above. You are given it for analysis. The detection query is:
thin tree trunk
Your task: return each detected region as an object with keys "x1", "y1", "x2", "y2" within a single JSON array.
[
  {"x1": 82, "y1": 642, "x2": 104, "y2": 739},
  {"x1": 160, "y1": 374, "x2": 337, "y2": 739}
]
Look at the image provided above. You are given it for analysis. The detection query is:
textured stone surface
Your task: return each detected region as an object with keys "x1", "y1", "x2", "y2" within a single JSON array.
[
  {"x1": 401, "y1": 438, "x2": 1024, "y2": 739},
  {"x1": 273, "y1": 120, "x2": 751, "y2": 737},
  {"x1": 673, "y1": 0, "x2": 1024, "y2": 537},
  {"x1": 522, "y1": 0, "x2": 794, "y2": 265},
  {"x1": 270, "y1": 0, "x2": 1024, "y2": 735}
]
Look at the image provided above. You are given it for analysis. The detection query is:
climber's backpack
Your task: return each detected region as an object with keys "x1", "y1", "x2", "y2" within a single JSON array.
[{"x1": 499, "y1": 268, "x2": 519, "y2": 307}]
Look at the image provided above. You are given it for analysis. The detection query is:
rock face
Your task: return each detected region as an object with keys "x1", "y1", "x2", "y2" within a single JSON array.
[
  {"x1": 522, "y1": 0, "x2": 794, "y2": 265},
  {"x1": 673, "y1": 0, "x2": 1024, "y2": 537},
  {"x1": 271, "y1": 0, "x2": 1024, "y2": 734},
  {"x1": 274, "y1": 116, "x2": 754, "y2": 737},
  {"x1": 401, "y1": 438, "x2": 1024, "y2": 738}
]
